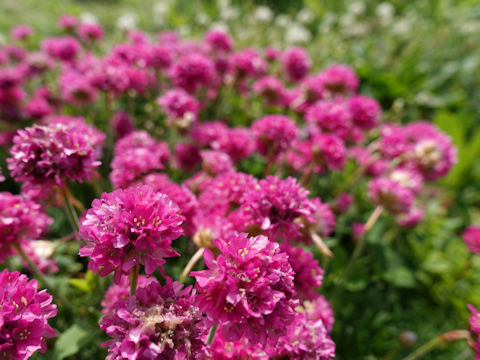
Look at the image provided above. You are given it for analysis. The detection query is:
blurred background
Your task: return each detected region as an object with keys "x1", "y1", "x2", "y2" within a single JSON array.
[{"x1": 1, "y1": 0, "x2": 480, "y2": 358}]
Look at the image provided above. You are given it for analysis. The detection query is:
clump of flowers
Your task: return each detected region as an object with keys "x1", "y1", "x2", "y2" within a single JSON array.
[
  {"x1": 100, "y1": 278, "x2": 207, "y2": 359},
  {"x1": 463, "y1": 226, "x2": 480, "y2": 254},
  {"x1": 0, "y1": 269, "x2": 57, "y2": 359},
  {"x1": 368, "y1": 178, "x2": 414, "y2": 215},
  {"x1": 251, "y1": 115, "x2": 298, "y2": 160},
  {"x1": 192, "y1": 232, "x2": 297, "y2": 344},
  {"x1": 79, "y1": 185, "x2": 184, "y2": 282}
]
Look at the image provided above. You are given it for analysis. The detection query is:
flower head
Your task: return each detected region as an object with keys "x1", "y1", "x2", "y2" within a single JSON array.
[
  {"x1": 170, "y1": 53, "x2": 215, "y2": 93},
  {"x1": 0, "y1": 269, "x2": 57, "y2": 359},
  {"x1": 282, "y1": 47, "x2": 311, "y2": 82},
  {"x1": 463, "y1": 226, "x2": 480, "y2": 254},
  {"x1": 79, "y1": 186, "x2": 184, "y2": 283},
  {"x1": 100, "y1": 278, "x2": 207, "y2": 360},
  {"x1": 192, "y1": 232, "x2": 297, "y2": 344},
  {"x1": 368, "y1": 178, "x2": 414, "y2": 215},
  {"x1": 251, "y1": 115, "x2": 298, "y2": 159}
]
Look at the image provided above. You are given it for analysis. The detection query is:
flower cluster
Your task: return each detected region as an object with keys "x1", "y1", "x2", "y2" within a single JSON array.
[{"x1": 0, "y1": 269, "x2": 57, "y2": 359}]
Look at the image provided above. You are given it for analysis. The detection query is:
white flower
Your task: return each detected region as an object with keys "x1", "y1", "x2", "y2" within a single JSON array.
[
  {"x1": 297, "y1": 8, "x2": 315, "y2": 24},
  {"x1": 254, "y1": 6, "x2": 274, "y2": 23},
  {"x1": 319, "y1": 12, "x2": 336, "y2": 33},
  {"x1": 348, "y1": 1, "x2": 366, "y2": 15},
  {"x1": 195, "y1": 13, "x2": 209, "y2": 25},
  {"x1": 285, "y1": 23, "x2": 312, "y2": 44},
  {"x1": 80, "y1": 12, "x2": 98, "y2": 25},
  {"x1": 117, "y1": 13, "x2": 138, "y2": 31},
  {"x1": 275, "y1": 14, "x2": 291, "y2": 28},
  {"x1": 376, "y1": 2, "x2": 395, "y2": 26},
  {"x1": 210, "y1": 22, "x2": 229, "y2": 33}
]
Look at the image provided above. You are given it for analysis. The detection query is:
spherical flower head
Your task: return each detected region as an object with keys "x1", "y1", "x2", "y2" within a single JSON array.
[
  {"x1": 302, "y1": 134, "x2": 347, "y2": 173},
  {"x1": 396, "y1": 207, "x2": 424, "y2": 227},
  {"x1": 251, "y1": 115, "x2": 298, "y2": 159},
  {"x1": 377, "y1": 124, "x2": 410, "y2": 159},
  {"x1": 113, "y1": 130, "x2": 157, "y2": 156},
  {"x1": 0, "y1": 269, "x2": 57, "y2": 359},
  {"x1": 79, "y1": 186, "x2": 185, "y2": 283},
  {"x1": 41, "y1": 36, "x2": 81, "y2": 62},
  {"x1": 253, "y1": 76, "x2": 287, "y2": 107},
  {"x1": 218, "y1": 127, "x2": 255, "y2": 162},
  {"x1": 0, "y1": 68, "x2": 23, "y2": 90},
  {"x1": 204, "y1": 30, "x2": 233, "y2": 54},
  {"x1": 77, "y1": 23, "x2": 104, "y2": 42},
  {"x1": 348, "y1": 95, "x2": 381, "y2": 130},
  {"x1": 228, "y1": 49, "x2": 267, "y2": 79},
  {"x1": 349, "y1": 146, "x2": 389, "y2": 177},
  {"x1": 305, "y1": 100, "x2": 352, "y2": 139},
  {"x1": 21, "y1": 240, "x2": 58, "y2": 275},
  {"x1": 170, "y1": 53, "x2": 215, "y2": 93},
  {"x1": 11, "y1": 25, "x2": 34, "y2": 41},
  {"x1": 59, "y1": 70, "x2": 98, "y2": 106},
  {"x1": 317, "y1": 64, "x2": 359, "y2": 94},
  {"x1": 200, "y1": 150, "x2": 235, "y2": 176},
  {"x1": 58, "y1": 15, "x2": 78, "y2": 31},
  {"x1": 240, "y1": 176, "x2": 315, "y2": 241},
  {"x1": 333, "y1": 193, "x2": 353, "y2": 214},
  {"x1": 174, "y1": 143, "x2": 202, "y2": 172},
  {"x1": 282, "y1": 47, "x2": 311, "y2": 82},
  {"x1": 268, "y1": 312, "x2": 335, "y2": 360},
  {"x1": 24, "y1": 97, "x2": 52, "y2": 120},
  {"x1": 111, "y1": 111, "x2": 135, "y2": 139},
  {"x1": 157, "y1": 88, "x2": 199, "y2": 126},
  {"x1": 405, "y1": 122, "x2": 457, "y2": 181},
  {"x1": 463, "y1": 226, "x2": 480, "y2": 254},
  {"x1": 389, "y1": 167, "x2": 424, "y2": 194},
  {"x1": 304, "y1": 295, "x2": 335, "y2": 333},
  {"x1": 139, "y1": 173, "x2": 199, "y2": 236},
  {"x1": 210, "y1": 331, "x2": 268, "y2": 360},
  {"x1": 280, "y1": 244, "x2": 323, "y2": 301},
  {"x1": 368, "y1": 178, "x2": 414, "y2": 215},
  {"x1": 8, "y1": 123, "x2": 102, "y2": 187},
  {"x1": 190, "y1": 121, "x2": 228, "y2": 149},
  {"x1": 299, "y1": 198, "x2": 336, "y2": 239},
  {"x1": 0, "y1": 192, "x2": 52, "y2": 262},
  {"x1": 192, "y1": 232, "x2": 297, "y2": 344},
  {"x1": 100, "y1": 278, "x2": 207, "y2": 359}
]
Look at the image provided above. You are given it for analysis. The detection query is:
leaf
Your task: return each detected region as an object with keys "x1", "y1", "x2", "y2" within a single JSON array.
[{"x1": 53, "y1": 324, "x2": 89, "y2": 360}]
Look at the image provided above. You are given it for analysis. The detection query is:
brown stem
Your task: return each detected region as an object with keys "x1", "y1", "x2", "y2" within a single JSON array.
[
  {"x1": 310, "y1": 230, "x2": 333, "y2": 258},
  {"x1": 180, "y1": 248, "x2": 205, "y2": 283},
  {"x1": 129, "y1": 264, "x2": 140, "y2": 296}
]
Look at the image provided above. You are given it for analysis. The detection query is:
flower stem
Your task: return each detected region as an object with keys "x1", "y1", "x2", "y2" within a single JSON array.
[
  {"x1": 310, "y1": 230, "x2": 333, "y2": 258},
  {"x1": 400, "y1": 330, "x2": 469, "y2": 360},
  {"x1": 207, "y1": 324, "x2": 218, "y2": 345},
  {"x1": 300, "y1": 162, "x2": 315, "y2": 187},
  {"x1": 61, "y1": 187, "x2": 80, "y2": 233},
  {"x1": 180, "y1": 247, "x2": 205, "y2": 283},
  {"x1": 130, "y1": 264, "x2": 140, "y2": 296}
]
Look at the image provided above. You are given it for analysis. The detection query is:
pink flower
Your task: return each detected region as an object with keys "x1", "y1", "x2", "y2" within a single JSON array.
[
  {"x1": 0, "y1": 192, "x2": 52, "y2": 262},
  {"x1": 305, "y1": 295, "x2": 335, "y2": 333},
  {"x1": 204, "y1": 30, "x2": 233, "y2": 54},
  {"x1": 58, "y1": 15, "x2": 78, "y2": 31},
  {"x1": 280, "y1": 244, "x2": 323, "y2": 301},
  {"x1": 77, "y1": 23, "x2": 104, "y2": 42},
  {"x1": 111, "y1": 111, "x2": 135, "y2": 139},
  {"x1": 59, "y1": 70, "x2": 98, "y2": 106},
  {"x1": 333, "y1": 193, "x2": 354, "y2": 214},
  {"x1": 228, "y1": 49, "x2": 267, "y2": 79},
  {"x1": 463, "y1": 226, "x2": 480, "y2": 254},
  {"x1": 8, "y1": 122, "x2": 103, "y2": 187},
  {"x1": 100, "y1": 278, "x2": 207, "y2": 359},
  {"x1": 190, "y1": 121, "x2": 228, "y2": 149},
  {"x1": 11, "y1": 25, "x2": 34, "y2": 41},
  {"x1": 239, "y1": 176, "x2": 315, "y2": 241},
  {"x1": 282, "y1": 47, "x2": 311, "y2": 82},
  {"x1": 251, "y1": 115, "x2": 298, "y2": 159},
  {"x1": 79, "y1": 185, "x2": 184, "y2": 283},
  {"x1": 317, "y1": 64, "x2": 359, "y2": 95},
  {"x1": 468, "y1": 305, "x2": 480, "y2": 359},
  {"x1": 396, "y1": 207, "x2": 424, "y2": 227},
  {"x1": 210, "y1": 331, "x2": 268, "y2": 359},
  {"x1": 368, "y1": 178, "x2": 414, "y2": 215},
  {"x1": 267, "y1": 312, "x2": 335, "y2": 359},
  {"x1": 170, "y1": 53, "x2": 215, "y2": 93},
  {"x1": 157, "y1": 88, "x2": 199, "y2": 125},
  {"x1": 253, "y1": 76, "x2": 287, "y2": 107},
  {"x1": 200, "y1": 150, "x2": 235, "y2": 176},
  {"x1": 174, "y1": 143, "x2": 202, "y2": 171},
  {"x1": 218, "y1": 127, "x2": 255, "y2": 162},
  {"x1": 305, "y1": 100, "x2": 352, "y2": 139},
  {"x1": 0, "y1": 269, "x2": 57, "y2": 359},
  {"x1": 192, "y1": 232, "x2": 297, "y2": 344},
  {"x1": 348, "y1": 95, "x2": 381, "y2": 130},
  {"x1": 41, "y1": 36, "x2": 81, "y2": 62},
  {"x1": 389, "y1": 167, "x2": 424, "y2": 194},
  {"x1": 295, "y1": 134, "x2": 347, "y2": 173}
]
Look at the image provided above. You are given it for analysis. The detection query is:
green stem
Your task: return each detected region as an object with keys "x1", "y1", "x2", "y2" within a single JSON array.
[
  {"x1": 14, "y1": 242, "x2": 73, "y2": 317},
  {"x1": 130, "y1": 264, "x2": 140, "y2": 296},
  {"x1": 206, "y1": 324, "x2": 218, "y2": 345},
  {"x1": 400, "y1": 330, "x2": 469, "y2": 360},
  {"x1": 61, "y1": 187, "x2": 80, "y2": 233},
  {"x1": 180, "y1": 247, "x2": 205, "y2": 283}
]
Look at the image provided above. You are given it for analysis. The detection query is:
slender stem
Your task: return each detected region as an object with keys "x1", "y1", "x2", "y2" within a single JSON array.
[
  {"x1": 14, "y1": 242, "x2": 73, "y2": 316},
  {"x1": 310, "y1": 230, "x2": 333, "y2": 258},
  {"x1": 364, "y1": 205, "x2": 384, "y2": 233},
  {"x1": 400, "y1": 330, "x2": 469, "y2": 360},
  {"x1": 180, "y1": 247, "x2": 205, "y2": 283},
  {"x1": 130, "y1": 264, "x2": 140, "y2": 296},
  {"x1": 300, "y1": 162, "x2": 315, "y2": 187},
  {"x1": 61, "y1": 187, "x2": 80, "y2": 233},
  {"x1": 206, "y1": 324, "x2": 218, "y2": 345},
  {"x1": 264, "y1": 155, "x2": 274, "y2": 177}
]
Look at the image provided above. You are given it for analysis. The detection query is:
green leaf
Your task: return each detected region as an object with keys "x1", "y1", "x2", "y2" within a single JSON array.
[{"x1": 53, "y1": 324, "x2": 89, "y2": 360}]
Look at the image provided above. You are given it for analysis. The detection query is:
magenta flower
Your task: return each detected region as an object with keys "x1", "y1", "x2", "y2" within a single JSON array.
[
  {"x1": 204, "y1": 30, "x2": 233, "y2": 54},
  {"x1": 469, "y1": 305, "x2": 480, "y2": 359},
  {"x1": 11, "y1": 25, "x2": 34, "y2": 41},
  {"x1": 317, "y1": 64, "x2": 359, "y2": 94},
  {"x1": 210, "y1": 331, "x2": 268, "y2": 360},
  {"x1": 305, "y1": 99, "x2": 352, "y2": 139},
  {"x1": 348, "y1": 95, "x2": 381, "y2": 130},
  {"x1": 280, "y1": 244, "x2": 323, "y2": 301},
  {"x1": 59, "y1": 70, "x2": 98, "y2": 106},
  {"x1": 239, "y1": 176, "x2": 315, "y2": 241},
  {"x1": 200, "y1": 150, "x2": 235, "y2": 176},
  {"x1": 157, "y1": 88, "x2": 199, "y2": 126},
  {"x1": 396, "y1": 207, "x2": 424, "y2": 227},
  {"x1": 368, "y1": 178, "x2": 414, "y2": 215},
  {"x1": 170, "y1": 53, "x2": 215, "y2": 93},
  {"x1": 192, "y1": 232, "x2": 297, "y2": 344},
  {"x1": 0, "y1": 192, "x2": 52, "y2": 262},
  {"x1": 463, "y1": 226, "x2": 480, "y2": 254},
  {"x1": 79, "y1": 185, "x2": 185, "y2": 283},
  {"x1": 228, "y1": 49, "x2": 267, "y2": 80},
  {"x1": 389, "y1": 167, "x2": 424, "y2": 194},
  {"x1": 295, "y1": 134, "x2": 347, "y2": 173},
  {"x1": 251, "y1": 115, "x2": 298, "y2": 159},
  {"x1": 7, "y1": 122, "x2": 102, "y2": 187},
  {"x1": 218, "y1": 127, "x2": 255, "y2": 162},
  {"x1": 0, "y1": 270, "x2": 57, "y2": 359},
  {"x1": 58, "y1": 15, "x2": 78, "y2": 31},
  {"x1": 77, "y1": 23, "x2": 104, "y2": 42},
  {"x1": 41, "y1": 36, "x2": 81, "y2": 62},
  {"x1": 305, "y1": 295, "x2": 335, "y2": 333},
  {"x1": 267, "y1": 312, "x2": 335, "y2": 360},
  {"x1": 253, "y1": 76, "x2": 287, "y2": 107},
  {"x1": 111, "y1": 111, "x2": 135, "y2": 139},
  {"x1": 100, "y1": 278, "x2": 207, "y2": 360},
  {"x1": 282, "y1": 47, "x2": 311, "y2": 82}
]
